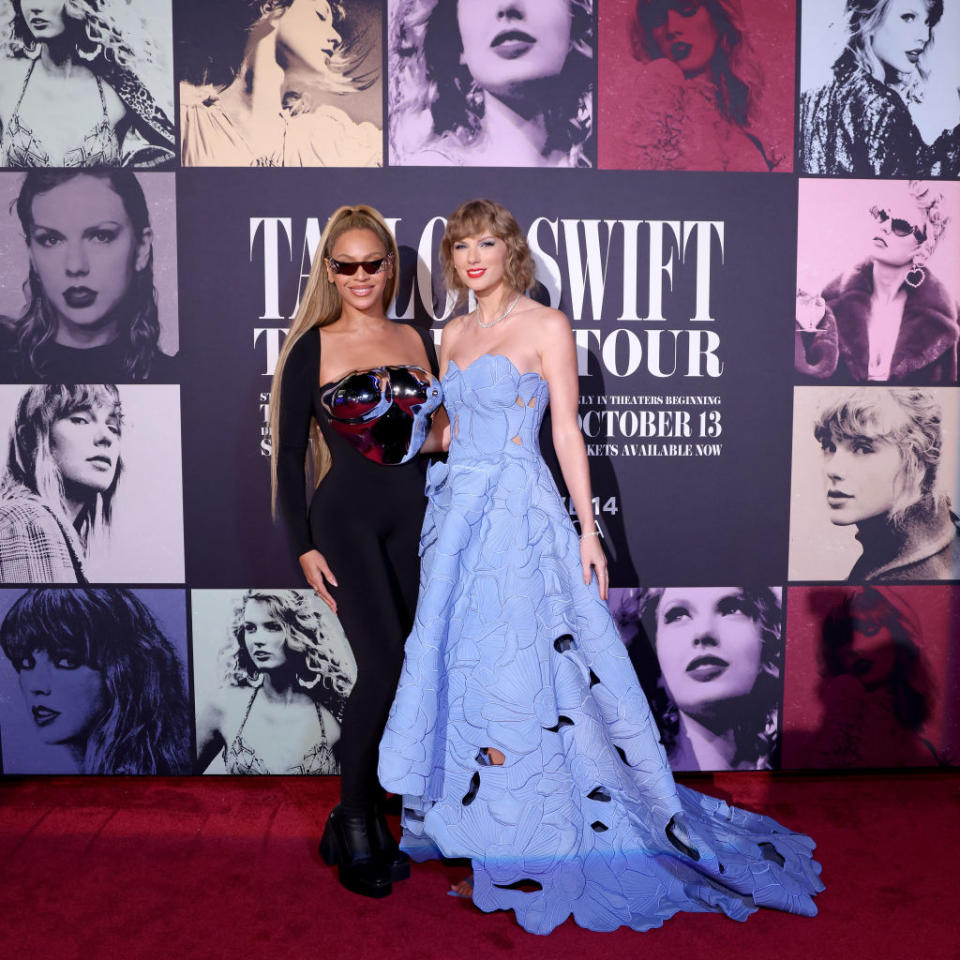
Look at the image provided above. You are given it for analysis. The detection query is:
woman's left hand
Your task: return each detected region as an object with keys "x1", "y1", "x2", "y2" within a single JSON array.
[{"x1": 580, "y1": 533, "x2": 608, "y2": 601}]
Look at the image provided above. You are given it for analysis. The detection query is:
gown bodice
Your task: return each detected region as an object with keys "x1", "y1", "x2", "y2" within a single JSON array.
[{"x1": 443, "y1": 354, "x2": 550, "y2": 463}]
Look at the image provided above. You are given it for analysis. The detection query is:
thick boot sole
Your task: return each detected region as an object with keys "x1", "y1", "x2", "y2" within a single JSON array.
[
  {"x1": 318, "y1": 818, "x2": 338, "y2": 866},
  {"x1": 387, "y1": 856, "x2": 411, "y2": 882},
  {"x1": 338, "y1": 866, "x2": 393, "y2": 899},
  {"x1": 319, "y1": 812, "x2": 393, "y2": 898}
]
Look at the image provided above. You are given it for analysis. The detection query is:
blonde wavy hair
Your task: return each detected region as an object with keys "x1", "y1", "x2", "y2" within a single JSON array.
[
  {"x1": 220, "y1": 590, "x2": 357, "y2": 721},
  {"x1": 906, "y1": 179, "x2": 949, "y2": 266},
  {"x1": 846, "y1": 0, "x2": 943, "y2": 91},
  {"x1": 268, "y1": 205, "x2": 398, "y2": 512},
  {"x1": 1, "y1": 384, "x2": 123, "y2": 553},
  {"x1": 440, "y1": 198, "x2": 536, "y2": 301},
  {"x1": 0, "y1": 0, "x2": 158, "y2": 67}
]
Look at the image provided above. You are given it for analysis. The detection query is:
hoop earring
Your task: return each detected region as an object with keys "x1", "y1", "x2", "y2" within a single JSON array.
[
  {"x1": 465, "y1": 80, "x2": 483, "y2": 114},
  {"x1": 905, "y1": 263, "x2": 926, "y2": 288},
  {"x1": 23, "y1": 39, "x2": 41, "y2": 60},
  {"x1": 75, "y1": 41, "x2": 102, "y2": 62},
  {"x1": 297, "y1": 670, "x2": 321, "y2": 690}
]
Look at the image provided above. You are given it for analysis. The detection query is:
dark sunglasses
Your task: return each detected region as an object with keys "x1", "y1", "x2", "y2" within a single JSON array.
[
  {"x1": 869, "y1": 206, "x2": 926, "y2": 243},
  {"x1": 326, "y1": 253, "x2": 393, "y2": 276},
  {"x1": 645, "y1": 0, "x2": 703, "y2": 27}
]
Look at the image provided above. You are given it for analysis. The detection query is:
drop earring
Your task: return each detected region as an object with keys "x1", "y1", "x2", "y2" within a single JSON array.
[
  {"x1": 465, "y1": 80, "x2": 483, "y2": 114},
  {"x1": 75, "y1": 40, "x2": 102, "y2": 62},
  {"x1": 905, "y1": 261, "x2": 926, "y2": 288}
]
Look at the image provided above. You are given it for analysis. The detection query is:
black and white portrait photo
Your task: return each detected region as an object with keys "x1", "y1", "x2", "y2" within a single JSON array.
[
  {"x1": 0, "y1": 0, "x2": 175, "y2": 169},
  {"x1": 611, "y1": 586, "x2": 784, "y2": 772},
  {"x1": 789, "y1": 386, "x2": 960, "y2": 582},
  {"x1": 795, "y1": 178, "x2": 959, "y2": 385},
  {"x1": 192, "y1": 589, "x2": 358, "y2": 775},
  {"x1": 0, "y1": 587, "x2": 190, "y2": 774},
  {"x1": 0, "y1": 170, "x2": 179, "y2": 383},
  {"x1": 798, "y1": 0, "x2": 960, "y2": 177},
  {"x1": 177, "y1": 0, "x2": 383, "y2": 167},
  {"x1": 388, "y1": 0, "x2": 594, "y2": 166},
  {"x1": 0, "y1": 383, "x2": 185, "y2": 584}
]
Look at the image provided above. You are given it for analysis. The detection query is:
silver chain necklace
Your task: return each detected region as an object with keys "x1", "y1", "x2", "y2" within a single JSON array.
[{"x1": 476, "y1": 293, "x2": 522, "y2": 328}]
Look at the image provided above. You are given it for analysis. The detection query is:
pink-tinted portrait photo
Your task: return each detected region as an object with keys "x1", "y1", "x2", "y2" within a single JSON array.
[
  {"x1": 598, "y1": 0, "x2": 796, "y2": 171},
  {"x1": 795, "y1": 178, "x2": 960, "y2": 385}
]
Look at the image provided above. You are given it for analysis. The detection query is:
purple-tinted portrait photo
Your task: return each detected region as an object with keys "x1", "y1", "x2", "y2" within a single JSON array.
[
  {"x1": 0, "y1": 587, "x2": 190, "y2": 774},
  {"x1": 388, "y1": 0, "x2": 594, "y2": 166},
  {"x1": 611, "y1": 586, "x2": 784, "y2": 772}
]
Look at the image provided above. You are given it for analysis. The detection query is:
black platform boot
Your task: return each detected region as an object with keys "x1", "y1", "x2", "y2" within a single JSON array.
[
  {"x1": 369, "y1": 806, "x2": 411, "y2": 882},
  {"x1": 319, "y1": 805, "x2": 393, "y2": 898}
]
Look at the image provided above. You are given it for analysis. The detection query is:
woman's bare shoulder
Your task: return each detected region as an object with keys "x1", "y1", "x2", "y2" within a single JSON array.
[
  {"x1": 204, "y1": 685, "x2": 250, "y2": 721},
  {"x1": 440, "y1": 311, "x2": 471, "y2": 346},
  {"x1": 100, "y1": 78, "x2": 128, "y2": 125},
  {"x1": 521, "y1": 299, "x2": 571, "y2": 337},
  {"x1": 0, "y1": 58, "x2": 29, "y2": 110}
]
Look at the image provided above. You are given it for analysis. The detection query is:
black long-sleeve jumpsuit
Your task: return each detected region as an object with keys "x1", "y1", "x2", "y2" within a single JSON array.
[{"x1": 276, "y1": 325, "x2": 438, "y2": 810}]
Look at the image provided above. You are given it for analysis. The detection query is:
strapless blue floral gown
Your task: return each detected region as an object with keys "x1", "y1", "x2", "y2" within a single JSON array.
[{"x1": 378, "y1": 354, "x2": 823, "y2": 935}]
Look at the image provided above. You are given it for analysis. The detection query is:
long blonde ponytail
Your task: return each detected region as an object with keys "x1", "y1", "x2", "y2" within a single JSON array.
[{"x1": 268, "y1": 204, "x2": 399, "y2": 517}]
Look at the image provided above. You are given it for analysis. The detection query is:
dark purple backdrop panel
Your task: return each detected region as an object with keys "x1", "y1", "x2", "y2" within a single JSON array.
[{"x1": 176, "y1": 168, "x2": 797, "y2": 587}]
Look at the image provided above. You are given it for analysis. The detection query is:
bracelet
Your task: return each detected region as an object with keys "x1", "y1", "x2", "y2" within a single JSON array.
[{"x1": 580, "y1": 530, "x2": 601, "y2": 540}]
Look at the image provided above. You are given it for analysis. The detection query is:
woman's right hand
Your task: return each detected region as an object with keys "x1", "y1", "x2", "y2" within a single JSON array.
[{"x1": 299, "y1": 549, "x2": 338, "y2": 614}]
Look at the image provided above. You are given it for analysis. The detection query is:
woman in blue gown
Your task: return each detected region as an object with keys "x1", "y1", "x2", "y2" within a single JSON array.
[{"x1": 378, "y1": 198, "x2": 823, "y2": 934}]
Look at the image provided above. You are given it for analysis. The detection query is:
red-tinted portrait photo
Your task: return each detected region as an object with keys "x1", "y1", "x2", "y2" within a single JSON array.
[
  {"x1": 599, "y1": 0, "x2": 796, "y2": 171},
  {"x1": 782, "y1": 585, "x2": 959, "y2": 769}
]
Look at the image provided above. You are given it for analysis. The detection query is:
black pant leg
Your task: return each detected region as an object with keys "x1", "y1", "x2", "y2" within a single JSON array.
[{"x1": 319, "y1": 529, "x2": 412, "y2": 810}]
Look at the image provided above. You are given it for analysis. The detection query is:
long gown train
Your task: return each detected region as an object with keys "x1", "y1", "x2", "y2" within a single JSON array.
[{"x1": 379, "y1": 355, "x2": 823, "y2": 934}]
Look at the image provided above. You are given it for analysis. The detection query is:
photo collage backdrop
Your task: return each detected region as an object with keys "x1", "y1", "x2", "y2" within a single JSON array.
[{"x1": 0, "y1": 0, "x2": 957, "y2": 775}]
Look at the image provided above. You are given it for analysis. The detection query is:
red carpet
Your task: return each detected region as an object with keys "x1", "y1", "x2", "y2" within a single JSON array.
[{"x1": 0, "y1": 771, "x2": 956, "y2": 960}]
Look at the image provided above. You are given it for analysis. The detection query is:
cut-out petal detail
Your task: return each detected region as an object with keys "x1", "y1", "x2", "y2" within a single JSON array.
[
  {"x1": 462, "y1": 771, "x2": 481, "y2": 806},
  {"x1": 759, "y1": 842, "x2": 786, "y2": 868},
  {"x1": 493, "y1": 878, "x2": 543, "y2": 893},
  {"x1": 666, "y1": 815, "x2": 700, "y2": 861}
]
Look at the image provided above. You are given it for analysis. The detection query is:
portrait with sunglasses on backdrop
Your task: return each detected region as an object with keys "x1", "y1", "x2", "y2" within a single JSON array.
[
  {"x1": 795, "y1": 180, "x2": 958, "y2": 385},
  {"x1": 268, "y1": 205, "x2": 444, "y2": 899}
]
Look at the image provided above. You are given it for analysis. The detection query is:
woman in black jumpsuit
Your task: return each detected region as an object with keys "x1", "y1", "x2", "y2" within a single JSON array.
[{"x1": 271, "y1": 205, "x2": 441, "y2": 899}]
